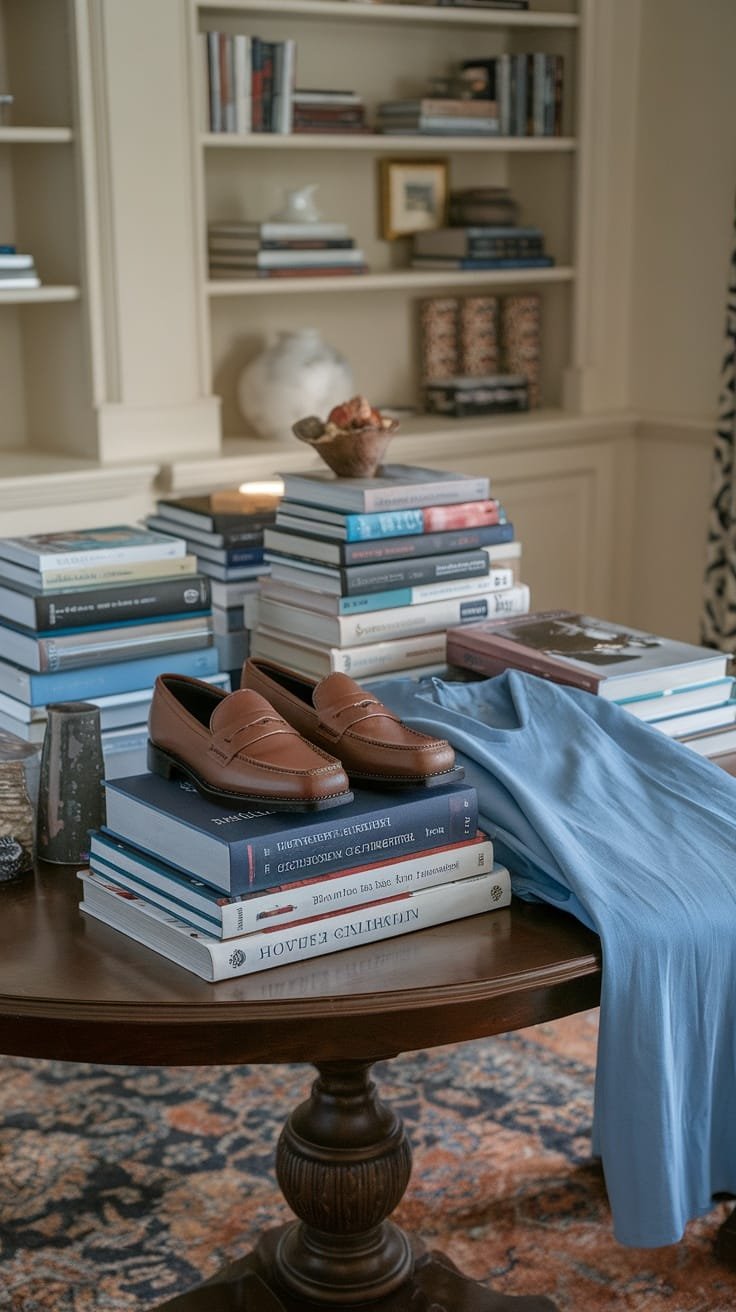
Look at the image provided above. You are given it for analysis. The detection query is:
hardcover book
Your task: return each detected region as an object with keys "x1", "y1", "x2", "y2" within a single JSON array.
[
  {"x1": 263, "y1": 544, "x2": 491, "y2": 597},
  {"x1": 445, "y1": 610, "x2": 730, "y2": 700},
  {"x1": 79, "y1": 863, "x2": 509, "y2": 982},
  {"x1": 0, "y1": 573, "x2": 211, "y2": 632},
  {"x1": 0, "y1": 645, "x2": 220, "y2": 707},
  {"x1": 275, "y1": 499, "x2": 504, "y2": 542},
  {"x1": 2, "y1": 614, "x2": 214, "y2": 674},
  {"x1": 154, "y1": 490, "x2": 281, "y2": 534},
  {"x1": 0, "y1": 525, "x2": 186, "y2": 571},
  {"x1": 89, "y1": 830, "x2": 494, "y2": 939},
  {"x1": 259, "y1": 568, "x2": 515, "y2": 617},
  {"x1": 263, "y1": 521, "x2": 514, "y2": 565},
  {"x1": 279, "y1": 465, "x2": 490, "y2": 514},
  {"x1": 103, "y1": 774, "x2": 478, "y2": 895},
  {"x1": 0, "y1": 554, "x2": 199, "y2": 592},
  {"x1": 249, "y1": 626, "x2": 449, "y2": 682}
]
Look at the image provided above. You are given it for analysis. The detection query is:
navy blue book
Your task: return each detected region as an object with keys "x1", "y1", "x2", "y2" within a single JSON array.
[{"x1": 103, "y1": 773, "x2": 479, "y2": 895}]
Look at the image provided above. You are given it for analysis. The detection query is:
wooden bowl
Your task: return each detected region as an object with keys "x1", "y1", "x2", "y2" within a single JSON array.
[{"x1": 292, "y1": 415, "x2": 399, "y2": 478}]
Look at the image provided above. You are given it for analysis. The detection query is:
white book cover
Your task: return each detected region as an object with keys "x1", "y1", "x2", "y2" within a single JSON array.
[
  {"x1": 79, "y1": 864, "x2": 511, "y2": 981},
  {"x1": 279, "y1": 464, "x2": 491, "y2": 514},
  {"x1": 255, "y1": 584, "x2": 530, "y2": 646},
  {"x1": 250, "y1": 626, "x2": 448, "y2": 679},
  {"x1": 89, "y1": 833, "x2": 495, "y2": 939},
  {"x1": 0, "y1": 525, "x2": 186, "y2": 571},
  {"x1": 233, "y1": 33, "x2": 251, "y2": 133}
]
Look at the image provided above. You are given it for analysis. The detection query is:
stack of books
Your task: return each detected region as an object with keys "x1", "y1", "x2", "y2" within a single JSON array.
[
  {"x1": 0, "y1": 248, "x2": 40, "y2": 290},
  {"x1": 207, "y1": 220, "x2": 367, "y2": 281},
  {"x1": 79, "y1": 772, "x2": 511, "y2": 981},
  {"x1": 146, "y1": 489, "x2": 281, "y2": 684},
  {"x1": 412, "y1": 225, "x2": 554, "y2": 273},
  {"x1": 376, "y1": 97, "x2": 500, "y2": 136},
  {"x1": 204, "y1": 32, "x2": 296, "y2": 134},
  {"x1": 0, "y1": 527, "x2": 225, "y2": 775},
  {"x1": 292, "y1": 89, "x2": 368, "y2": 134},
  {"x1": 247, "y1": 463, "x2": 529, "y2": 682},
  {"x1": 445, "y1": 610, "x2": 736, "y2": 758}
]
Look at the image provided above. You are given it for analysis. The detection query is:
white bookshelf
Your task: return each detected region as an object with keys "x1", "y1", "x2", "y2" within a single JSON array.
[{"x1": 192, "y1": 0, "x2": 582, "y2": 444}]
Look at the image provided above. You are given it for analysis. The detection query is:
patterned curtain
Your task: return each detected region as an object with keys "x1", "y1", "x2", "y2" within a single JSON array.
[{"x1": 701, "y1": 210, "x2": 736, "y2": 651}]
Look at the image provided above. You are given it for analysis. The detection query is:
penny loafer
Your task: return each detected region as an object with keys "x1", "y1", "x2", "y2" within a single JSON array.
[
  {"x1": 147, "y1": 674, "x2": 353, "y2": 811},
  {"x1": 241, "y1": 659, "x2": 463, "y2": 788}
]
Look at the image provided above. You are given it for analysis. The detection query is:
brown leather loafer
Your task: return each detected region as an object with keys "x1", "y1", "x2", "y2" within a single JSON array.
[
  {"x1": 148, "y1": 674, "x2": 352, "y2": 811},
  {"x1": 241, "y1": 659, "x2": 463, "y2": 788}
]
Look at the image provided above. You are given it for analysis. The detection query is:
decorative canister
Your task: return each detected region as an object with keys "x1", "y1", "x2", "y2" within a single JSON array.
[
  {"x1": 237, "y1": 328, "x2": 354, "y2": 442},
  {"x1": 37, "y1": 702, "x2": 106, "y2": 865},
  {"x1": 0, "y1": 730, "x2": 41, "y2": 884}
]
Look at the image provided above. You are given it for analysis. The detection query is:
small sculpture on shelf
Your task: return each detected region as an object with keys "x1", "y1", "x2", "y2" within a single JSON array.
[
  {"x1": 293, "y1": 395, "x2": 398, "y2": 478},
  {"x1": 269, "y1": 184, "x2": 322, "y2": 225}
]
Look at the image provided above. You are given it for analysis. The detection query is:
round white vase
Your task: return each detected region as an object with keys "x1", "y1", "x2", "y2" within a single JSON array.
[{"x1": 237, "y1": 329, "x2": 354, "y2": 442}]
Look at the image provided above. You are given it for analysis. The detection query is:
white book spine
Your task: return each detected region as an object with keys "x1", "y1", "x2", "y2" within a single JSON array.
[
  {"x1": 251, "y1": 626, "x2": 448, "y2": 678},
  {"x1": 233, "y1": 34, "x2": 251, "y2": 133},
  {"x1": 80, "y1": 865, "x2": 511, "y2": 981},
  {"x1": 92, "y1": 838, "x2": 495, "y2": 939},
  {"x1": 206, "y1": 32, "x2": 221, "y2": 131}
]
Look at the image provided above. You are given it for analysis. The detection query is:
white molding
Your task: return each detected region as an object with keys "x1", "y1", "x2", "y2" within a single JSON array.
[
  {"x1": 195, "y1": 0, "x2": 580, "y2": 28},
  {"x1": 636, "y1": 414, "x2": 716, "y2": 447},
  {"x1": 97, "y1": 398, "x2": 221, "y2": 463},
  {"x1": 0, "y1": 458, "x2": 159, "y2": 511},
  {"x1": 202, "y1": 133, "x2": 578, "y2": 154}
]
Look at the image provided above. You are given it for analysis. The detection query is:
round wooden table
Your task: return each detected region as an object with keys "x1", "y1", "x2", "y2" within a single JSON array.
[{"x1": 0, "y1": 862, "x2": 605, "y2": 1311}]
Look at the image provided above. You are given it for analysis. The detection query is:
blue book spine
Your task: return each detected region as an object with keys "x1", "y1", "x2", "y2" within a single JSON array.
[
  {"x1": 224, "y1": 546, "x2": 264, "y2": 566},
  {"x1": 105, "y1": 777, "x2": 479, "y2": 895},
  {"x1": 418, "y1": 257, "x2": 555, "y2": 270},
  {"x1": 344, "y1": 509, "x2": 427, "y2": 542},
  {"x1": 343, "y1": 520, "x2": 515, "y2": 563},
  {"x1": 8, "y1": 646, "x2": 219, "y2": 706}
]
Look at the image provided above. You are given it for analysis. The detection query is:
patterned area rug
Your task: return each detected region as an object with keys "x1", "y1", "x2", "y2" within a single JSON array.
[{"x1": 0, "y1": 1008, "x2": 734, "y2": 1311}]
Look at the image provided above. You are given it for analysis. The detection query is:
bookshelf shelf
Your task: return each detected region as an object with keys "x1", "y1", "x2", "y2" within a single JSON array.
[
  {"x1": 202, "y1": 132, "x2": 578, "y2": 152},
  {"x1": 0, "y1": 126, "x2": 73, "y2": 143},
  {"x1": 196, "y1": 1, "x2": 580, "y2": 31},
  {"x1": 207, "y1": 266, "x2": 575, "y2": 296},
  {"x1": 0, "y1": 286, "x2": 80, "y2": 304}
]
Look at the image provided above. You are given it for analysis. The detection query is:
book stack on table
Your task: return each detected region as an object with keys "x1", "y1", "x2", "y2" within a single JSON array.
[
  {"x1": 79, "y1": 772, "x2": 511, "y2": 981},
  {"x1": 446, "y1": 610, "x2": 736, "y2": 758},
  {"x1": 0, "y1": 527, "x2": 225, "y2": 775},
  {"x1": 146, "y1": 488, "x2": 281, "y2": 686},
  {"x1": 247, "y1": 463, "x2": 530, "y2": 682}
]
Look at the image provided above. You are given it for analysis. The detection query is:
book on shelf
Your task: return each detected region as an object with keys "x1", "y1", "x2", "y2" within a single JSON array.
[
  {"x1": 379, "y1": 99, "x2": 499, "y2": 119},
  {"x1": 0, "y1": 525, "x2": 186, "y2": 572},
  {"x1": 212, "y1": 265, "x2": 369, "y2": 281},
  {"x1": 1, "y1": 614, "x2": 214, "y2": 675},
  {"x1": 147, "y1": 516, "x2": 269, "y2": 552},
  {"x1": 254, "y1": 583, "x2": 530, "y2": 647},
  {"x1": 275, "y1": 499, "x2": 506, "y2": 541},
  {"x1": 208, "y1": 221, "x2": 351, "y2": 242},
  {"x1": 278, "y1": 464, "x2": 490, "y2": 514},
  {"x1": 258, "y1": 568, "x2": 516, "y2": 617},
  {"x1": 0, "y1": 644, "x2": 220, "y2": 708},
  {"x1": 449, "y1": 187, "x2": 520, "y2": 227},
  {"x1": 263, "y1": 542, "x2": 493, "y2": 596},
  {"x1": 379, "y1": 120, "x2": 500, "y2": 136},
  {"x1": 154, "y1": 490, "x2": 281, "y2": 534},
  {"x1": 209, "y1": 237, "x2": 357, "y2": 253},
  {"x1": 424, "y1": 374, "x2": 529, "y2": 418},
  {"x1": 89, "y1": 829, "x2": 495, "y2": 939},
  {"x1": 263, "y1": 520, "x2": 514, "y2": 566},
  {"x1": 0, "y1": 553, "x2": 199, "y2": 593},
  {"x1": 618, "y1": 678, "x2": 735, "y2": 722},
  {"x1": 78, "y1": 862, "x2": 510, "y2": 982},
  {"x1": 0, "y1": 573, "x2": 211, "y2": 632},
  {"x1": 445, "y1": 610, "x2": 731, "y2": 701},
  {"x1": 103, "y1": 773, "x2": 478, "y2": 896},
  {"x1": 411, "y1": 255, "x2": 555, "y2": 270},
  {"x1": 292, "y1": 90, "x2": 362, "y2": 106},
  {"x1": 414, "y1": 227, "x2": 546, "y2": 259},
  {"x1": 208, "y1": 248, "x2": 367, "y2": 270},
  {"x1": 250, "y1": 625, "x2": 449, "y2": 682}
]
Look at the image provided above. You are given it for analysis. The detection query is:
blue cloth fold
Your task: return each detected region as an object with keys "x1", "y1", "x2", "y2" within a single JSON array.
[{"x1": 369, "y1": 669, "x2": 736, "y2": 1247}]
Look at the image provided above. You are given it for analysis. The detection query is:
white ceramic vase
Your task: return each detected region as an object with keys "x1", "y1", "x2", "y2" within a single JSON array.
[{"x1": 237, "y1": 328, "x2": 354, "y2": 442}]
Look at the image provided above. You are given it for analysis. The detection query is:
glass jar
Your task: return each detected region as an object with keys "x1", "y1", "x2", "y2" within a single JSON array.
[{"x1": 0, "y1": 730, "x2": 41, "y2": 884}]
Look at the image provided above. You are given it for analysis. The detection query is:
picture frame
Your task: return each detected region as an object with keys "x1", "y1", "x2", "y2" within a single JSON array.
[{"x1": 379, "y1": 158, "x2": 449, "y2": 241}]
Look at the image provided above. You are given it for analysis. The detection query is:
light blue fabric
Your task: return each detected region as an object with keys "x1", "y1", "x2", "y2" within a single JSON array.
[{"x1": 369, "y1": 669, "x2": 736, "y2": 1247}]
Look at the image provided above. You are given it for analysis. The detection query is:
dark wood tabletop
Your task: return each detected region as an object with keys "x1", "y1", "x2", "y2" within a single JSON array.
[{"x1": 0, "y1": 861, "x2": 601, "y2": 1068}]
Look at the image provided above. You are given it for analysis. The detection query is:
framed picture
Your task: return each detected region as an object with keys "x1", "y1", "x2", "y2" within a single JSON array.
[{"x1": 379, "y1": 158, "x2": 449, "y2": 241}]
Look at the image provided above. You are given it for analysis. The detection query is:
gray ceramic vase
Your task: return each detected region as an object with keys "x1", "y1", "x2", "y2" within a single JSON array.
[{"x1": 37, "y1": 702, "x2": 106, "y2": 864}]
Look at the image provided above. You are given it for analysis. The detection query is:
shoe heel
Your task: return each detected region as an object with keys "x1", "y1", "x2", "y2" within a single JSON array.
[{"x1": 147, "y1": 741, "x2": 177, "y2": 780}]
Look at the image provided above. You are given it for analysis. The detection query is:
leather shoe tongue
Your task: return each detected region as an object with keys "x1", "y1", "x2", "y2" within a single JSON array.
[
  {"x1": 210, "y1": 688, "x2": 277, "y2": 733},
  {"x1": 313, "y1": 672, "x2": 363, "y2": 709}
]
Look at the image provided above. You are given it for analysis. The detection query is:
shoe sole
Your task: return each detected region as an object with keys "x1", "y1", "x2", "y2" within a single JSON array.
[
  {"x1": 147, "y1": 742, "x2": 354, "y2": 812},
  {"x1": 346, "y1": 765, "x2": 465, "y2": 789}
]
